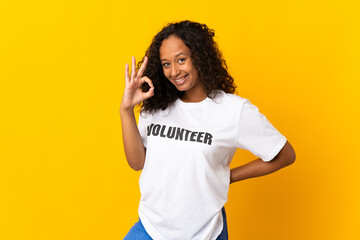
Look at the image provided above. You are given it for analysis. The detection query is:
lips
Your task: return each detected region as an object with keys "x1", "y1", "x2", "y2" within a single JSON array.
[{"x1": 174, "y1": 74, "x2": 188, "y2": 85}]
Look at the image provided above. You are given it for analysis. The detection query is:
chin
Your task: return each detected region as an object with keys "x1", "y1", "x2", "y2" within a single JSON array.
[{"x1": 175, "y1": 85, "x2": 189, "y2": 92}]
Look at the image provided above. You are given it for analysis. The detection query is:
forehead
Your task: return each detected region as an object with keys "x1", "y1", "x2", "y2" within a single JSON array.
[{"x1": 159, "y1": 35, "x2": 191, "y2": 58}]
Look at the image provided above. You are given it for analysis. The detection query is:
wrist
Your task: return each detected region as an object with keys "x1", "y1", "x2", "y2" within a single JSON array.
[{"x1": 120, "y1": 104, "x2": 135, "y2": 114}]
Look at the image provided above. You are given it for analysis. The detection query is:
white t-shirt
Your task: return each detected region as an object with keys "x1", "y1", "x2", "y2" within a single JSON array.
[{"x1": 137, "y1": 91, "x2": 287, "y2": 240}]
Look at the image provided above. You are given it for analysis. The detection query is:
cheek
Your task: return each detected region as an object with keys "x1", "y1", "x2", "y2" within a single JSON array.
[
  {"x1": 163, "y1": 68, "x2": 171, "y2": 79},
  {"x1": 186, "y1": 63, "x2": 196, "y2": 74}
]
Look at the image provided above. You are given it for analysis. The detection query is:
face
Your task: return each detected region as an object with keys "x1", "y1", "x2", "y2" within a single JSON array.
[{"x1": 159, "y1": 35, "x2": 205, "y2": 100}]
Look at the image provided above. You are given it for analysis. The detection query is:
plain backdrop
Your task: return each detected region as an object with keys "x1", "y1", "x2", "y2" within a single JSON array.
[{"x1": 1, "y1": 0, "x2": 359, "y2": 239}]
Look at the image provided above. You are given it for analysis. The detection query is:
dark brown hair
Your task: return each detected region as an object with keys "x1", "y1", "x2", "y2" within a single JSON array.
[{"x1": 137, "y1": 20, "x2": 237, "y2": 113}]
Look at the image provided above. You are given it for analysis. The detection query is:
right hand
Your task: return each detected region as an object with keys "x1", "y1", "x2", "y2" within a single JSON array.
[{"x1": 121, "y1": 56, "x2": 154, "y2": 111}]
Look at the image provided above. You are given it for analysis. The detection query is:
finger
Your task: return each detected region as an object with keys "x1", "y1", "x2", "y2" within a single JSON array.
[
  {"x1": 142, "y1": 85, "x2": 155, "y2": 99},
  {"x1": 124, "y1": 63, "x2": 129, "y2": 84},
  {"x1": 141, "y1": 76, "x2": 154, "y2": 88},
  {"x1": 130, "y1": 56, "x2": 136, "y2": 80},
  {"x1": 136, "y1": 56, "x2": 148, "y2": 79}
]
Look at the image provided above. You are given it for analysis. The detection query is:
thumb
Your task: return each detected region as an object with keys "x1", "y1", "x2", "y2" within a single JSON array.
[{"x1": 142, "y1": 85, "x2": 155, "y2": 100}]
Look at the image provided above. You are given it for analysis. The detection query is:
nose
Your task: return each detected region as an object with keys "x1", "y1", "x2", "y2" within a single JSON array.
[{"x1": 170, "y1": 64, "x2": 180, "y2": 79}]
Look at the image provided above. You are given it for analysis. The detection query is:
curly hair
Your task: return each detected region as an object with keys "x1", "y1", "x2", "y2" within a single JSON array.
[{"x1": 137, "y1": 20, "x2": 237, "y2": 113}]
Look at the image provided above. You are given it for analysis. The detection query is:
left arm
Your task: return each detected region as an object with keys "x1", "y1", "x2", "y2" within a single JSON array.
[{"x1": 230, "y1": 141, "x2": 296, "y2": 184}]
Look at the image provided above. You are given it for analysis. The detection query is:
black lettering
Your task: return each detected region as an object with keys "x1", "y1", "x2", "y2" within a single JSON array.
[
  {"x1": 203, "y1": 133, "x2": 213, "y2": 145},
  {"x1": 160, "y1": 125, "x2": 166, "y2": 137},
  {"x1": 152, "y1": 124, "x2": 161, "y2": 136},
  {"x1": 197, "y1": 132, "x2": 204, "y2": 142},
  {"x1": 147, "y1": 123, "x2": 212, "y2": 146},
  {"x1": 147, "y1": 124, "x2": 154, "y2": 136},
  {"x1": 175, "y1": 128, "x2": 184, "y2": 140},
  {"x1": 184, "y1": 130, "x2": 191, "y2": 141},
  {"x1": 166, "y1": 126, "x2": 176, "y2": 139},
  {"x1": 190, "y1": 132, "x2": 198, "y2": 142}
]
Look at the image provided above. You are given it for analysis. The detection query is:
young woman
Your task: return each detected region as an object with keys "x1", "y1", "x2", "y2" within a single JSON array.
[{"x1": 120, "y1": 20, "x2": 296, "y2": 240}]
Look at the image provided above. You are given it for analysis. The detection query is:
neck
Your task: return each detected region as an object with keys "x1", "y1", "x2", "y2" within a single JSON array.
[
  {"x1": 180, "y1": 88, "x2": 207, "y2": 103},
  {"x1": 180, "y1": 94, "x2": 207, "y2": 103}
]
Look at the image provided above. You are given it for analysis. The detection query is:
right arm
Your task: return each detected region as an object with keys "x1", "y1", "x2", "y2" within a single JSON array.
[
  {"x1": 120, "y1": 107, "x2": 146, "y2": 171},
  {"x1": 120, "y1": 56, "x2": 154, "y2": 171}
]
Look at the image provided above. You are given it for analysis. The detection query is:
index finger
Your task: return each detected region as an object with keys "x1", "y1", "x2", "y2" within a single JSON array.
[
  {"x1": 136, "y1": 56, "x2": 148, "y2": 78},
  {"x1": 124, "y1": 63, "x2": 129, "y2": 83}
]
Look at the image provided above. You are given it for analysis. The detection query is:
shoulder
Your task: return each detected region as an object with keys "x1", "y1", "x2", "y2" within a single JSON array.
[{"x1": 211, "y1": 90, "x2": 249, "y2": 106}]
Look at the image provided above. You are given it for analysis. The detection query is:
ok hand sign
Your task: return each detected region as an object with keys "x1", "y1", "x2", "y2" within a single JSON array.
[{"x1": 121, "y1": 56, "x2": 154, "y2": 110}]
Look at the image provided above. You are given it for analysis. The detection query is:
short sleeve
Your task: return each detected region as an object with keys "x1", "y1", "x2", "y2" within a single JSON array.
[
  {"x1": 235, "y1": 99, "x2": 287, "y2": 162},
  {"x1": 137, "y1": 112, "x2": 148, "y2": 148}
]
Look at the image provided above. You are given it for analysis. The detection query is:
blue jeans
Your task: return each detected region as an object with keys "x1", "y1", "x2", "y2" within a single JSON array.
[{"x1": 124, "y1": 207, "x2": 228, "y2": 240}]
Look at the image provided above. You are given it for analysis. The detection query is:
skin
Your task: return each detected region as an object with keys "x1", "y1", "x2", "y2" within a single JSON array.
[
  {"x1": 120, "y1": 34, "x2": 296, "y2": 180},
  {"x1": 229, "y1": 141, "x2": 295, "y2": 184},
  {"x1": 159, "y1": 35, "x2": 206, "y2": 102},
  {"x1": 120, "y1": 56, "x2": 153, "y2": 171}
]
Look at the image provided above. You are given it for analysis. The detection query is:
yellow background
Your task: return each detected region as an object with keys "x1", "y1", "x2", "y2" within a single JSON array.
[{"x1": 1, "y1": 0, "x2": 359, "y2": 239}]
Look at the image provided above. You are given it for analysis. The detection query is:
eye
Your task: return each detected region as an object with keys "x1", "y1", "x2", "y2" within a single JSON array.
[
  {"x1": 178, "y1": 58, "x2": 186, "y2": 63},
  {"x1": 162, "y1": 62, "x2": 170, "y2": 67}
]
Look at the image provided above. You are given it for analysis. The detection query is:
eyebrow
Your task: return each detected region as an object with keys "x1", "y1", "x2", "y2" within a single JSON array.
[{"x1": 160, "y1": 52, "x2": 188, "y2": 62}]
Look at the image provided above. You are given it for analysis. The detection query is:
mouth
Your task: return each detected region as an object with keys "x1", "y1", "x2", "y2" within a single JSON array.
[{"x1": 174, "y1": 74, "x2": 188, "y2": 85}]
